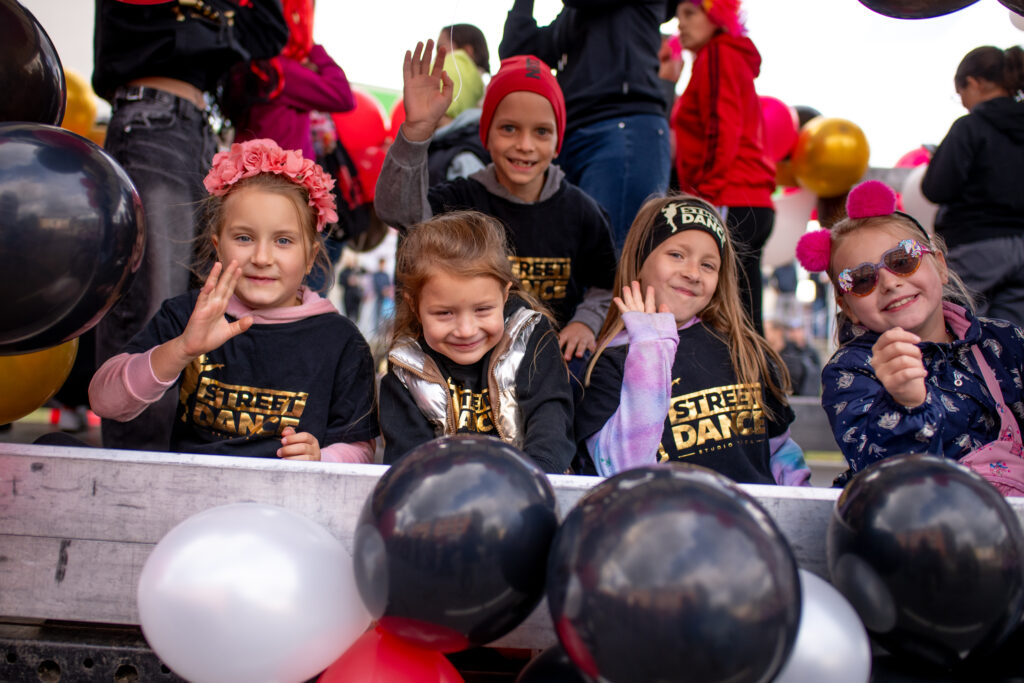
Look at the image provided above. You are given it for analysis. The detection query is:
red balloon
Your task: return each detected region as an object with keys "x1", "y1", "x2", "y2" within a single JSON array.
[
  {"x1": 333, "y1": 86, "x2": 388, "y2": 154},
  {"x1": 895, "y1": 146, "x2": 932, "y2": 168},
  {"x1": 760, "y1": 95, "x2": 799, "y2": 162},
  {"x1": 388, "y1": 98, "x2": 406, "y2": 143},
  {"x1": 319, "y1": 626, "x2": 464, "y2": 683}
]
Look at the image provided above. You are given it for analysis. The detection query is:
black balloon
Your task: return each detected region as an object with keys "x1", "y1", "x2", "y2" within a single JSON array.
[
  {"x1": 516, "y1": 644, "x2": 589, "y2": 683},
  {"x1": 0, "y1": 0, "x2": 65, "y2": 125},
  {"x1": 998, "y1": 0, "x2": 1024, "y2": 14},
  {"x1": 858, "y1": 0, "x2": 979, "y2": 18},
  {"x1": 546, "y1": 465, "x2": 801, "y2": 683},
  {"x1": 0, "y1": 123, "x2": 145, "y2": 354},
  {"x1": 353, "y1": 435, "x2": 559, "y2": 651},
  {"x1": 794, "y1": 105, "x2": 823, "y2": 130},
  {"x1": 828, "y1": 454, "x2": 1024, "y2": 669}
]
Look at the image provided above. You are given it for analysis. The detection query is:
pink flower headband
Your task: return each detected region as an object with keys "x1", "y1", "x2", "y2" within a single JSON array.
[
  {"x1": 203, "y1": 138, "x2": 338, "y2": 233},
  {"x1": 795, "y1": 180, "x2": 929, "y2": 273}
]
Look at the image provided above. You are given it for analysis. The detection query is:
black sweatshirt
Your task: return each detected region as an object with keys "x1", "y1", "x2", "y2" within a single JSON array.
[{"x1": 922, "y1": 96, "x2": 1024, "y2": 248}]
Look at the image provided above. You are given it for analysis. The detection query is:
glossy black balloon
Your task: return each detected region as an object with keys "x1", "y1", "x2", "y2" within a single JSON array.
[
  {"x1": 0, "y1": 0, "x2": 65, "y2": 125},
  {"x1": 998, "y1": 0, "x2": 1024, "y2": 14},
  {"x1": 828, "y1": 454, "x2": 1024, "y2": 669},
  {"x1": 516, "y1": 644, "x2": 589, "y2": 683},
  {"x1": 353, "y1": 435, "x2": 559, "y2": 651},
  {"x1": 858, "y1": 0, "x2": 979, "y2": 18},
  {"x1": 547, "y1": 465, "x2": 801, "y2": 683},
  {"x1": 0, "y1": 123, "x2": 145, "y2": 354},
  {"x1": 794, "y1": 105, "x2": 823, "y2": 130}
]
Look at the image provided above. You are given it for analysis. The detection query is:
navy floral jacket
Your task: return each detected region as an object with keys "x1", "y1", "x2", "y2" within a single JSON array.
[{"x1": 822, "y1": 303, "x2": 1024, "y2": 474}]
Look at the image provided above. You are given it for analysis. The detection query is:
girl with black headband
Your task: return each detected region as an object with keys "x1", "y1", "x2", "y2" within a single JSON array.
[{"x1": 574, "y1": 195, "x2": 809, "y2": 485}]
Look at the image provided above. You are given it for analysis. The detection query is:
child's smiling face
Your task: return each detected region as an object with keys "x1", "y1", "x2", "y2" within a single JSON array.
[
  {"x1": 416, "y1": 270, "x2": 511, "y2": 365},
  {"x1": 486, "y1": 91, "x2": 557, "y2": 203},
  {"x1": 214, "y1": 187, "x2": 317, "y2": 310},
  {"x1": 832, "y1": 223, "x2": 949, "y2": 342},
  {"x1": 639, "y1": 230, "x2": 720, "y2": 326}
]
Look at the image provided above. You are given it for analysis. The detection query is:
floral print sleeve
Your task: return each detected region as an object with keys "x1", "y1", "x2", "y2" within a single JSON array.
[{"x1": 822, "y1": 345, "x2": 947, "y2": 473}]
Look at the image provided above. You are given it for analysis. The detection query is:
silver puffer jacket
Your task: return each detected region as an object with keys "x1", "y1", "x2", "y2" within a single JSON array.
[{"x1": 387, "y1": 307, "x2": 543, "y2": 449}]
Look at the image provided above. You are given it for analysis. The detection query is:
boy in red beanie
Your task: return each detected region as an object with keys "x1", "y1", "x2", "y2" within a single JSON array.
[{"x1": 376, "y1": 40, "x2": 617, "y2": 363}]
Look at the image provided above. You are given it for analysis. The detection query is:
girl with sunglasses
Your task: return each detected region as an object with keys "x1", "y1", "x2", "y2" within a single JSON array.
[{"x1": 798, "y1": 180, "x2": 1024, "y2": 489}]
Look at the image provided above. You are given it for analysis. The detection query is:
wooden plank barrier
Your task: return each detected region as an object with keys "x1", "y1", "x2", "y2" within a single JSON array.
[{"x1": 4, "y1": 442, "x2": 1023, "y2": 652}]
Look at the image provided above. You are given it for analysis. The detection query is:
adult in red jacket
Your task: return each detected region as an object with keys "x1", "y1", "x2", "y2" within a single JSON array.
[{"x1": 672, "y1": 0, "x2": 774, "y2": 333}]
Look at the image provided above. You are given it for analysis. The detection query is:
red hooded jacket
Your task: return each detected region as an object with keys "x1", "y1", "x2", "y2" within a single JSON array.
[{"x1": 672, "y1": 32, "x2": 775, "y2": 208}]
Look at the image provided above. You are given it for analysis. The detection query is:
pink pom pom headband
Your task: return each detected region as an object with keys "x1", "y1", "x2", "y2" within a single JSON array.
[
  {"x1": 794, "y1": 180, "x2": 930, "y2": 274},
  {"x1": 203, "y1": 139, "x2": 338, "y2": 233}
]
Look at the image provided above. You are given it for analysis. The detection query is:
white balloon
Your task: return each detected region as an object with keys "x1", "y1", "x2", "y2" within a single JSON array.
[
  {"x1": 900, "y1": 164, "x2": 938, "y2": 236},
  {"x1": 1011, "y1": 10, "x2": 1024, "y2": 31},
  {"x1": 764, "y1": 188, "x2": 817, "y2": 269},
  {"x1": 773, "y1": 570, "x2": 872, "y2": 683},
  {"x1": 138, "y1": 503, "x2": 371, "y2": 683}
]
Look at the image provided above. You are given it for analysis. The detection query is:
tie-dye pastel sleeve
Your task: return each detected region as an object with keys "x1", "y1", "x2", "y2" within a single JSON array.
[
  {"x1": 586, "y1": 311, "x2": 679, "y2": 476},
  {"x1": 768, "y1": 430, "x2": 811, "y2": 486}
]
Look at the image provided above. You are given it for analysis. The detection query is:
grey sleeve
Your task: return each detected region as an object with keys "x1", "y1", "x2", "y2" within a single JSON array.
[
  {"x1": 373, "y1": 129, "x2": 434, "y2": 230},
  {"x1": 569, "y1": 287, "x2": 612, "y2": 336}
]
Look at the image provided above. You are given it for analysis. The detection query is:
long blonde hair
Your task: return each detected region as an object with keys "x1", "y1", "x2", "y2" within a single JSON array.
[
  {"x1": 586, "y1": 194, "x2": 791, "y2": 415},
  {"x1": 390, "y1": 211, "x2": 550, "y2": 344}
]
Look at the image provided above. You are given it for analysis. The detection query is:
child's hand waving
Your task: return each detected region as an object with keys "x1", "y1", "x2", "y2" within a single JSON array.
[
  {"x1": 614, "y1": 281, "x2": 670, "y2": 316},
  {"x1": 151, "y1": 261, "x2": 254, "y2": 382},
  {"x1": 869, "y1": 327, "x2": 927, "y2": 408},
  {"x1": 401, "y1": 39, "x2": 453, "y2": 143},
  {"x1": 277, "y1": 427, "x2": 321, "y2": 461}
]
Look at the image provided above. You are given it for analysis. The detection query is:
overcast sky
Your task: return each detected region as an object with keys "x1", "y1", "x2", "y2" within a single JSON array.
[{"x1": 21, "y1": 0, "x2": 1024, "y2": 166}]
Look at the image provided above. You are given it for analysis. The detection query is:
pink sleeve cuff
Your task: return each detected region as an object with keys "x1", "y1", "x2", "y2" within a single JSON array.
[
  {"x1": 88, "y1": 349, "x2": 177, "y2": 421},
  {"x1": 321, "y1": 439, "x2": 376, "y2": 464}
]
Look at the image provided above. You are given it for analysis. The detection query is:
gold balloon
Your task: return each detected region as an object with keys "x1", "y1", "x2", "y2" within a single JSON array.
[
  {"x1": 61, "y1": 69, "x2": 98, "y2": 138},
  {"x1": 0, "y1": 339, "x2": 79, "y2": 425},
  {"x1": 791, "y1": 117, "x2": 870, "y2": 198}
]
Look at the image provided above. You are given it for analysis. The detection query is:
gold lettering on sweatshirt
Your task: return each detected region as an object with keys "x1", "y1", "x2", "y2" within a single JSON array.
[
  {"x1": 448, "y1": 378, "x2": 494, "y2": 434},
  {"x1": 508, "y1": 256, "x2": 571, "y2": 301},
  {"x1": 180, "y1": 355, "x2": 307, "y2": 438},
  {"x1": 667, "y1": 382, "x2": 765, "y2": 455}
]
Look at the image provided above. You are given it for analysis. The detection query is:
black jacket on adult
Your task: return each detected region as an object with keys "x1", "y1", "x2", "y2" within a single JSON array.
[
  {"x1": 93, "y1": 0, "x2": 288, "y2": 101},
  {"x1": 498, "y1": 0, "x2": 676, "y2": 136},
  {"x1": 921, "y1": 96, "x2": 1024, "y2": 249}
]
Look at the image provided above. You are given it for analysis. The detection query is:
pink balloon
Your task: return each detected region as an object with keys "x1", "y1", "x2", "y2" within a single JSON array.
[
  {"x1": 894, "y1": 146, "x2": 932, "y2": 168},
  {"x1": 760, "y1": 96, "x2": 799, "y2": 162}
]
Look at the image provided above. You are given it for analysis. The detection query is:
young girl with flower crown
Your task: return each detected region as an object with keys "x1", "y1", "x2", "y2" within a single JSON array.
[
  {"x1": 89, "y1": 139, "x2": 379, "y2": 461},
  {"x1": 575, "y1": 195, "x2": 810, "y2": 485},
  {"x1": 799, "y1": 180, "x2": 1024, "y2": 494},
  {"x1": 378, "y1": 210, "x2": 575, "y2": 474}
]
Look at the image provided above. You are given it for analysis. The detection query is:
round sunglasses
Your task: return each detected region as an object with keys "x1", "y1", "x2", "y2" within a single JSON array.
[{"x1": 838, "y1": 239, "x2": 934, "y2": 297}]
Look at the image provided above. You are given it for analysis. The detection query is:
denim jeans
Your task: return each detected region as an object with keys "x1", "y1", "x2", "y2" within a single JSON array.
[
  {"x1": 558, "y1": 113, "x2": 671, "y2": 251},
  {"x1": 94, "y1": 88, "x2": 216, "y2": 451}
]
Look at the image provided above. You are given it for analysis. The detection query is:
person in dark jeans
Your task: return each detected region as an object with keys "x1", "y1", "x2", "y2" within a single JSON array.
[
  {"x1": 498, "y1": 0, "x2": 676, "y2": 251},
  {"x1": 91, "y1": 0, "x2": 287, "y2": 451},
  {"x1": 337, "y1": 257, "x2": 365, "y2": 322},
  {"x1": 371, "y1": 258, "x2": 393, "y2": 331}
]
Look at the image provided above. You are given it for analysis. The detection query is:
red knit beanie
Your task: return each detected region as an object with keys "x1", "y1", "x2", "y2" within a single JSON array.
[{"x1": 479, "y1": 55, "x2": 566, "y2": 153}]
